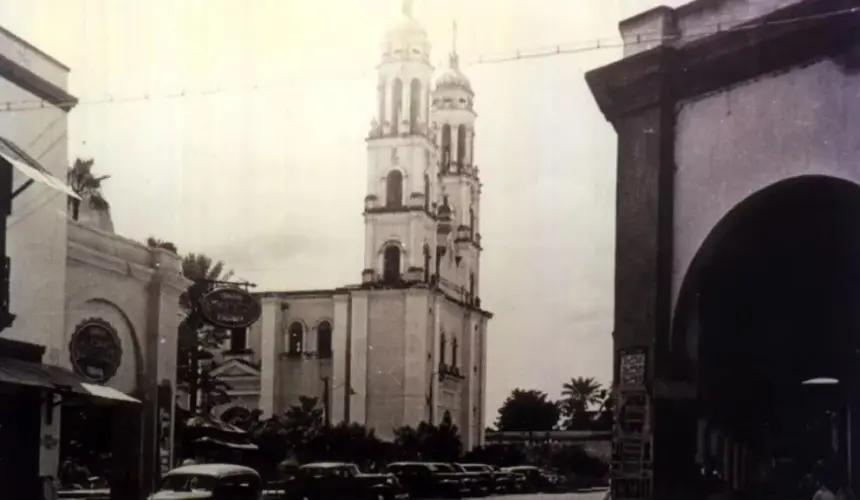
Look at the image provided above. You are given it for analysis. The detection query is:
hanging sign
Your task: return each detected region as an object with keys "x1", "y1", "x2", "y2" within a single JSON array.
[{"x1": 198, "y1": 287, "x2": 261, "y2": 329}]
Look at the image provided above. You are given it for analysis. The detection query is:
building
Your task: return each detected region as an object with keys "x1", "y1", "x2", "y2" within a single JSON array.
[
  {"x1": 586, "y1": 0, "x2": 860, "y2": 497},
  {"x1": 0, "y1": 25, "x2": 186, "y2": 497},
  {"x1": 212, "y1": 1, "x2": 492, "y2": 449}
]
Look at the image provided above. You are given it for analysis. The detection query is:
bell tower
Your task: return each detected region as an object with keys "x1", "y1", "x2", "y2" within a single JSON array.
[
  {"x1": 362, "y1": 0, "x2": 439, "y2": 286},
  {"x1": 430, "y1": 22, "x2": 482, "y2": 303}
]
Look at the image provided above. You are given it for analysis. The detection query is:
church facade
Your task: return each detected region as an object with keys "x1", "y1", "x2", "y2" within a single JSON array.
[{"x1": 211, "y1": 3, "x2": 491, "y2": 449}]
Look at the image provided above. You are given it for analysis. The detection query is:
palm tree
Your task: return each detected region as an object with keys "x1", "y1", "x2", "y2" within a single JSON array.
[
  {"x1": 67, "y1": 158, "x2": 110, "y2": 221},
  {"x1": 561, "y1": 376, "x2": 605, "y2": 430},
  {"x1": 179, "y1": 253, "x2": 234, "y2": 311}
]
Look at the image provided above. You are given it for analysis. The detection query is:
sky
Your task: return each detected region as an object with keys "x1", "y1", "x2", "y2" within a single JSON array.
[{"x1": 0, "y1": 0, "x2": 689, "y2": 420}]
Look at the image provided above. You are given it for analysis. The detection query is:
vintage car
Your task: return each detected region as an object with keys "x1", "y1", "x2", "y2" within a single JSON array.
[
  {"x1": 383, "y1": 462, "x2": 466, "y2": 498},
  {"x1": 148, "y1": 463, "x2": 262, "y2": 500},
  {"x1": 284, "y1": 462, "x2": 407, "y2": 500}
]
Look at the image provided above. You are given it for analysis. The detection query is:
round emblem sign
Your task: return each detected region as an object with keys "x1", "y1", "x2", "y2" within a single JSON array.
[
  {"x1": 69, "y1": 318, "x2": 123, "y2": 383},
  {"x1": 198, "y1": 287, "x2": 262, "y2": 329}
]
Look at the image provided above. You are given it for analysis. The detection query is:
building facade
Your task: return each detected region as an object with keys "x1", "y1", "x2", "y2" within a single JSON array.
[
  {"x1": 213, "y1": 3, "x2": 491, "y2": 449},
  {"x1": 0, "y1": 25, "x2": 186, "y2": 494},
  {"x1": 587, "y1": 0, "x2": 860, "y2": 497}
]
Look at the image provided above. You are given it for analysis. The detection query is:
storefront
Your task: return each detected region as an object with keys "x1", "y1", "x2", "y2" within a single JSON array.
[{"x1": 0, "y1": 337, "x2": 141, "y2": 500}]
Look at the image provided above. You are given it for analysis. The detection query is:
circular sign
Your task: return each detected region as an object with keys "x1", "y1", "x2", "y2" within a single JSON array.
[
  {"x1": 198, "y1": 287, "x2": 262, "y2": 329},
  {"x1": 69, "y1": 318, "x2": 123, "y2": 383}
]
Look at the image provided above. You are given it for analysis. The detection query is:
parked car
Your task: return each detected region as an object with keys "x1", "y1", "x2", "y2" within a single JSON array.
[
  {"x1": 449, "y1": 464, "x2": 493, "y2": 496},
  {"x1": 458, "y1": 463, "x2": 516, "y2": 494},
  {"x1": 149, "y1": 463, "x2": 263, "y2": 500},
  {"x1": 284, "y1": 462, "x2": 406, "y2": 500},
  {"x1": 501, "y1": 465, "x2": 566, "y2": 493},
  {"x1": 384, "y1": 462, "x2": 465, "y2": 498}
]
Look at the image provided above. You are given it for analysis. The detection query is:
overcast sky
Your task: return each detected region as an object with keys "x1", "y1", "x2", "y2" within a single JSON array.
[{"x1": 1, "y1": 0, "x2": 688, "y2": 419}]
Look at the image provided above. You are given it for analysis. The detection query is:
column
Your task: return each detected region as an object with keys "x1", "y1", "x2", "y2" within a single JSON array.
[
  {"x1": 331, "y1": 294, "x2": 350, "y2": 423},
  {"x1": 258, "y1": 300, "x2": 280, "y2": 416}
]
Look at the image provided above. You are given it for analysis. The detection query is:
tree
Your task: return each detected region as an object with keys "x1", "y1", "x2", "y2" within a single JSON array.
[
  {"x1": 393, "y1": 412, "x2": 463, "y2": 462},
  {"x1": 495, "y1": 388, "x2": 560, "y2": 432},
  {"x1": 67, "y1": 158, "x2": 110, "y2": 221},
  {"x1": 176, "y1": 252, "x2": 235, "y2": 414},
  {"x1": 146, "y1": 236, "x2": 178, "y2": 254},
  {"x1": 283, "y1": 396, "x2": 324, "y2": 454},
  {"x1": 560, "y1": 377, "x2": 605, "y2": 430},
  {"x1": 462, "y1": 443, "x2": 526, "y2": 467}
]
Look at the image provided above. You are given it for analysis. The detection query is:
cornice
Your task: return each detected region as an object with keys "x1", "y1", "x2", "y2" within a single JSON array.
[
  {"x1": 68, "y1": 242, "x2": 154, "y2": 283},
  {"x1": 586, "y1": 0, "x2": 860, "y2": 125}
]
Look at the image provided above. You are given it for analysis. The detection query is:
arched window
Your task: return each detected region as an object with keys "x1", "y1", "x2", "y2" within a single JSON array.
[
  {"x1": 469, "y1": 207, "x2": 475, "y2": 238},
  {"x1": 383, "y1": 245, "x2": 401, "y2": 283},
  {"x1": 287, "y1": 322, "x2": 304, "y2": 354},
  {"x1": 317, "y1": 321, "x2": 333, "y2": 359},
  {"x1": 378, "y1": 78, "x2": 386, "y2": 126},
  {"x1": 391, "y1": 78, "x2": 403, "y2": 135},
  {"x1": 423, "y1": 173, "x2": 430, "y2": 211},
  {"x1": 440, "y1": 332, "x2": 447, "y2": 365},
  {"x1": 386, "y1": 170, "x2": 404, "y2": 208},
  {"x1": 423, "y1": 243, "x2": 431, "y2": 282},
  {"x1": 410, "y1": 79, "x2": 422, "y2": 132},
  {"x1": 457, "y1": 125, "x2": 467, "y2": 167},
  {"x1": 469, "y1": 272, "x2": 476, "y2": 297},
  {"x1": 440, "y1": 125, "x2": 452, "y2": 172},
  {"x1": 452, "y1": 338, "x2": 458, "y2": 368}
]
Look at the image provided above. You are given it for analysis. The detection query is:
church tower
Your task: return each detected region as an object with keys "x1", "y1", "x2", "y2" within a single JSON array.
[
  {"x1": 431, "y1": 23, "x2": 482, "y2": 303},
  {"x1": 363, "y1": 0, "x2": 439, "y2": 286}
]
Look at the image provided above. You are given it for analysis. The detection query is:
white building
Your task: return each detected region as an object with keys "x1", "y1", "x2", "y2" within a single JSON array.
[
  {"x1": 212, "y1": 2, "x2": 491, "y2": 449},
  {"x1": 0, "y1": 26, "x2": 185, "y2": 494}
]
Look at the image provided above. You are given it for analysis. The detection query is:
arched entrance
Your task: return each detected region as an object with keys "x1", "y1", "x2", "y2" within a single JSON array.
[{"x1": 672, "y1": 175, "x2": 860, "y2": 496}]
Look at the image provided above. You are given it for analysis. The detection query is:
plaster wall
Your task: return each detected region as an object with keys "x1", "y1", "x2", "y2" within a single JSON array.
[
  {"x1": 2, "y1": 80, "x2": 68, "y2": 359},
  {"x1": 365, "y1": 290, "x2": 406, "y2": 440},
  {"x1": 672, "y1": 58, "x2": 860, "y2": 313}
]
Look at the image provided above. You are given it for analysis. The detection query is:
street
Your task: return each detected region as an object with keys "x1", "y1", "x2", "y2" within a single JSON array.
[{"x1": 484, "y1": 491, "x2": 609, "y2": 500}]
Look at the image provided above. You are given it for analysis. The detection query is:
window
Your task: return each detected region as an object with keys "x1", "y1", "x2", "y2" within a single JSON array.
[
  {"x1": 378, "y1": 78, "x2": 386, "y2": 125},
  {"x1": 383, "y1": 245, "x2": 401, "y2": 283},
  {"x1": 440, "y1": 124, "x2": 452, "y2": 171},
  {"x1": 391, "y1": 78, "x2": 403, "y2": 134},
  {"x1": 386, "y1": 170, "x2": 404, "y2": 208},
  {"x1": 452, "y1": 338, "x2": 458, "y2": 368},
  {"x1": 423, "y1": 172, "x2": 430, "y2": 211},
  {"x1": 410, "y1": 79, "x2": 422, "y2": 132},
  {"x1": 440, "y1": 332, "x2": 447, "y2": 365},
  {"x1": 469, "y1": 207, "x2": 475, "y2": 238},
  {"x1": 469, "y1": 272, "x2": 476, "y2": 297},
  {"x1": 287, "y1": 322, "x2": 304, "y2": 354},
  {"x1": 423, "y1": 243, "x2": 431, "y2": 282},
  {"x1": 457, "y1": 124, "x2": 467, "y2": 166},
  {"x1": 229, "y1": 327, "x2": 248, "y2": 352},
  {"x1": 317, "y1": 321, "x2": 333, "y2": 359}
]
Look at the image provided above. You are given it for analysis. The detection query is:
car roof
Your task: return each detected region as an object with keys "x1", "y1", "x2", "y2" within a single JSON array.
[
  {"x1": 166, "y1": 464, "x2": 259, "y2": 478},
  {"x1": 300, "y1": 462, "x2": 356, "y2": 468}
]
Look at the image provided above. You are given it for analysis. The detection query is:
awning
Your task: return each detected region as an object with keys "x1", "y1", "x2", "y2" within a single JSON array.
[
  {"x1": 0, "y1": 136, "x2": 80, "y2": 200},
  {"x1": 0, "y1": 356, "x2": 140, "y2": 405}
]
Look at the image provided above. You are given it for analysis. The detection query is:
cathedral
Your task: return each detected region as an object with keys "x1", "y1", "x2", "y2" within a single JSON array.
[{"x1": 211, "y1": 1, "x2": 491, "y2": 449}]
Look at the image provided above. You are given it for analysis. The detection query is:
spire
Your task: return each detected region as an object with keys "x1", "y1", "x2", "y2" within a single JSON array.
[
  {"x1": 402, "y1": 0, "x2": 414, "y2": 18},
  {"x1": 449, "y1": 20, "x2": 460, "y2": 70}
]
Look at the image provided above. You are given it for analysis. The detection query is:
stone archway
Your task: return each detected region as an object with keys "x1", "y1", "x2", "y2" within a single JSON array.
[{"x1": 669, "y1": 175, "x2": 860, "y2": 495}]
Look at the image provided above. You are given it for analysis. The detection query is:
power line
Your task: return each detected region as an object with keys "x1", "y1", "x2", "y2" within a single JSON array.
[{"x1": 0, "y1": 6, "x2": 853, "y2": 113}]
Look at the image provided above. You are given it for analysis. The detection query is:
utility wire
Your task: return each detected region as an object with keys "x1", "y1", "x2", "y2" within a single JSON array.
[{"x1": 0, "y1": 6, "x2": 854, "y2": 113}]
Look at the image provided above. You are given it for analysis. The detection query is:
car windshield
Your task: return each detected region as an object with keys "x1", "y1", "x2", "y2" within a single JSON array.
[
  {"x1": 158, "y1": 474, "x2": 217, "y2": 492},
  {"x1": 462, "y1": 465, "x2": 486, "y2": 472}
]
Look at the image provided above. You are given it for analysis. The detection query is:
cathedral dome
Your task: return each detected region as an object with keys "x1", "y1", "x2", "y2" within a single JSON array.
[{"x1": 434, "y1": 66, "x2": 472, "y2": 93}]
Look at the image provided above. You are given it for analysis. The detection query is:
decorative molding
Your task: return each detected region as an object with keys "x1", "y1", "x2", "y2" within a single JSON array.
[
  {"x1": 586, "y1": 0, "x2": 860, "y2": 125},
  {"x1": 69, "y1": 317, "x2": 123, "y2": 384}
]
